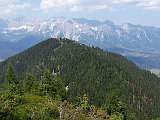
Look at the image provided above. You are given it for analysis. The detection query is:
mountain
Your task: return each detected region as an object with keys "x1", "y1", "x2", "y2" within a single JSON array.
[
  {"x1": 0, "y1": 35, "x2": 44, "y2": 59},
  {"x1": 2, "y1": 16, "x2": 160, "y2": 50},
  {"x1": 0, "y1": 38, "x2": 160, "y2": 119},
  {"x1": 0, "y1": 41, "x2": 18, "y2": 60},
  {"x1": 0, "y1": 16, "x2": 160, "y2": 71}
]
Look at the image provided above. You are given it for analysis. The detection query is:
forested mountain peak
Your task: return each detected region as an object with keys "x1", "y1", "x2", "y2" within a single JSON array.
[
  {"x1": 0, "y1": 38, "x2": 160, "y2": 119},
  {"x1": 1, "y1": 16, "x2": 160, "y2": 70}
]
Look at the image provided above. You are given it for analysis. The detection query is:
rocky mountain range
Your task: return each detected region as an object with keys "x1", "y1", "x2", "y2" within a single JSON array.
[{"x1": 0, "y1": 16, "x2": 160, "y2": 72}]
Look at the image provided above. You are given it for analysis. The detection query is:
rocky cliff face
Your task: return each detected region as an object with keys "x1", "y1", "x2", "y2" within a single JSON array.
[{"x1": 1, "y1": 16, "x2": 160, "y2": 50}]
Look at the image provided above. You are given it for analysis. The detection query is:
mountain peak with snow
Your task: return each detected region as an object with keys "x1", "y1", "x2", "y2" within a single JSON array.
[{"x1": 0, "y1": 16, "x2": 160, "y2": 51}]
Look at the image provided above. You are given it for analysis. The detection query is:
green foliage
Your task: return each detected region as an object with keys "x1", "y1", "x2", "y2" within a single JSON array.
[
  {"x1": 153, "y1": 118, "x2": 160, "y2": 120},
  {"x1": 58, "y1": 95, "x2": 108, "y2": 119},
  {"x1": 4, "y1": 63, "x2": 21, "y2": 94},
  {"x1": 103, "y1": 92, "x2": 126, "y2": 119},
  {"x1": 106, "y1": 115, "x2": 122, "y2": 120},
  {"x1": 24, "y1": 72, "x2": 37, "y2": 94},
  {"x1": 39, "y1": 70, "x2": 66, "y2": 100},
  {"x1": 0, "y1": 92, "x2": 123, "y2": 120},
  {"x1": 0, "y1": 93, "x2": 59, "y2": 120},
  {"x1": 30, "y1": 79, "x2": 39, "y2": 95},
  {"x1": 0, "y1": 65, "x2": 135, "y2": 120},
  {"x1": 0, "y1": 38, "x2": 160, "y2": 119},
  {"x1": 5, "y1": 63, "x2": 17, "y2": 84}
]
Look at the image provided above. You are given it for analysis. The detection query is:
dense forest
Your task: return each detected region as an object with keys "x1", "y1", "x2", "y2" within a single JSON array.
[{"x1": 1, "y1": 37, "x2": 160, "y2": 119}]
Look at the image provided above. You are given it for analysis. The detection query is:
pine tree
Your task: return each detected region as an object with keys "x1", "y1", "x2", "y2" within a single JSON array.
[
  {"x1": 5, "y1": 63, "x2": 21, "y2": 94},
  {"x1": 44, "y1": 70, "x2": 54, "y2": 96},
  {"x1": 54, "y1": 77, "x2": 66, "y2": 100},
  {"x1": 24, "y1": 72, "x2": 37, "y2": 94},
  {"x1": 39, "y1": 70, "x2": 65, "y2": 100},
  {"x1": 103, "y1": 92, "x2": 126, "y2": 119}
]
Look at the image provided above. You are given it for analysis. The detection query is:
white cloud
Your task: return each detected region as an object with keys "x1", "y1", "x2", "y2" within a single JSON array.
[
  {"x1": 40, "y1": 0, "x2": 77, "y2": 9},
  {"x1": 113, "y1": 0, "x2": 140, "y2": 3},
  {"x1": 90, "y1": 5, "x2": 108, "y2": 10},
  {"x1": 32, "y1": 8, "x2": 39, "y2": 11},
  {"x1": 88, "y1": 5, "x2": 114, "y2": 12},
  {"x1": 40, "y1": 0, "x2": 160, "y2": 12},
  {"x1": 40, "y1": 0, "x2": 114, "y2": 12},
  {"x1": 113, "y1": 0, "x2": 160, "y2": 10},
  {"x1": 40, "y1": 0, "x2": 75, "y2": 12},
  {"x1": 136, "y1": 0, "x2": 160, "y2": 10},
  {"x1": 0, "y1": 0, "x2": 31, "y2": 16},
  {"x1": 70, "y1": 6, "x2": 83, "y2": 12}
]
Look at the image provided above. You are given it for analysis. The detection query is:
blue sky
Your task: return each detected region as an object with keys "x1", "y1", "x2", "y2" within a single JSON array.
[{"x1": 0, "y1": 0, "x2": 160, "y2": 28}]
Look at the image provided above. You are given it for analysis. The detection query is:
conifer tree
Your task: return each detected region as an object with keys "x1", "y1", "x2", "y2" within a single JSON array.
[
  {"x1": 103, "y1": 92, "x2": 126, "y2": 119},
  {"x1": 54, "y1": 77, "x2": 66, "y2": 100},
  {"x1": 24, "y1": 72, "x2": 37, "y2": 94},
  {"x1": 43, "y1": 69, "x2": 54, "y2": 96},
  {"x1": 40, "y1": 70, "x2": 65, "y2": 100},
  {"x1": 5, "y1": 63, "x2": 21, "y2": 94}
]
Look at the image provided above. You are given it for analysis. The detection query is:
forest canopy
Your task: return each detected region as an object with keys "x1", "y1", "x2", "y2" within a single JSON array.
[{"x1": 0, "y1": 37, "x2": 160, "y2": 119}]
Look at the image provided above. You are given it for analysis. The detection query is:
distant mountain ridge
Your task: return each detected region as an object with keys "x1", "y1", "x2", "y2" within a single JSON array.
[
  {"x1": 0, "y1": 16, "x2": 160, "y2": 70},
  {"x1": 1, "y1": 16, "x2": 160, "y2": 50}
]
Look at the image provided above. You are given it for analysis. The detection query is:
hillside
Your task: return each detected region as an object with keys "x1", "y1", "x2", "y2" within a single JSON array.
[
  {"x1": 0, "y1": 38, "x2": 160, "y2": 119},
  {"x1": 1, "y1": 16, "x2": 160, "y2": 70}
]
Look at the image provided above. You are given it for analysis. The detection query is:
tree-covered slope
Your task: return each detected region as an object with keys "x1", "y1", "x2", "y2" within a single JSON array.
[{"x1": 0, "y1": 38, "x2": 160, "y2": 119}]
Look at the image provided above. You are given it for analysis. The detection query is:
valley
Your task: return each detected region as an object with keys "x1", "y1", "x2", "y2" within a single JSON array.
[{"x1": 110, "y1": 48, "x2": 160, "y2": 74}]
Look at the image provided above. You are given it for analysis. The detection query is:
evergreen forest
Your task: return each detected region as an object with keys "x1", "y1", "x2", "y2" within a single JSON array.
[{"x1": 0, "y1": 37, "x2": 160, "y2": 119}]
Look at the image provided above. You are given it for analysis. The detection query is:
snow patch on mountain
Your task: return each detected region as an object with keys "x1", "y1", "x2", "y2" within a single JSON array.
[{"x1": 0, "y1": 16, "x2": 160, "y2": 50}]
